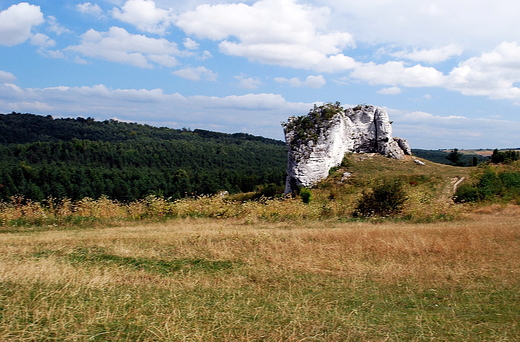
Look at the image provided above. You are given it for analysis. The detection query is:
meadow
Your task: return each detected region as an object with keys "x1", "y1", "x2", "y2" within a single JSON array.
[
  {"x1": 0, "y1": 205, "x2": 519, "y2": 341},
  {"x1": 0, "y1": 155, "x2": 519, "y2": 341}
]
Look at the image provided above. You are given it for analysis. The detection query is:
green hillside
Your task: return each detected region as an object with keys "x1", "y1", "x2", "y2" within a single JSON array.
[{"x1": 0, "y1": 113, "x2": 287, "y2": 201}]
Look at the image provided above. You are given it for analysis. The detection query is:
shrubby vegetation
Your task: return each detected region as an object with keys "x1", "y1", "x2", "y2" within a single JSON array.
[
  {"x1": 283, "y1": 102, "x2": 343, "y2": 147},
  {"x1": 454, "y1": 163, "x2": 520, "y2": 203},
  {"x1": 0, "y1": 113, "x2": 287, "y2": 202},
  {"x1": 353, "y1": 180, "x2": 407, "y2": 218},
  {"x1": 490, "y1": 148, "x2": 520, "y2": 164}
]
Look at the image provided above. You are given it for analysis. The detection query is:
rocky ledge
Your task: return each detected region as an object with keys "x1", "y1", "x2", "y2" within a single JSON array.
[{"x1": 282, "y1": 103, "x2": 411, "y2": 193}]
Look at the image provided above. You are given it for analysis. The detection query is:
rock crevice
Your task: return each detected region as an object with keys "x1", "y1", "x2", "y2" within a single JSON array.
[{"x1": 282, "y1": 103, "x2": 411, "y2": 193}]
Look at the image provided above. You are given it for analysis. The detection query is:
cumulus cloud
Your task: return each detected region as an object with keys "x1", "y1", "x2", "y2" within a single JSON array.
[
  {"x1": 325, "y1": 0, "x2": 520, "y2": 51},
  {"x1": 183, "y1": 38, "x2": 199, "y2": 50},
  {"x1": 0, "y1": 3, "x2": 44, "y2": 46},
  {"x1": 172, "y1": 66, "x2": 217, "y2": 81},
  {"x1": 389, "y1": 44, "x2": 463, "y2": 64},
  {"x1": 377, "y1": 86, "x2": 402, "y2": 95},
  {"x1": 175, "y1": 0, "x2": 355, "y2": 71},
  {"x1": 235, "y1": 75, "x2": 262, "y2": 89},
  {"x1": 47, "y1": 15, "x2": 72, "y2": 35},
  {"x1": 30, "y1": 33, "x2": 56, "y2": 47},
  {"x1": 446, "y1": 41, "x2": 520, "y2": 100},
  {"x1": 350, "y1": 61, "x2": 446, "y2": 87},
  {"x1": 274, "y1": 75, "x2": 326, "y2": 88},
  {"x1": 343, "y1": 41, "x2": 520, "y2": 103},
  {"x1": 65, "y1": 26, "x2": 183, "y2": 68},
  {"x1": 76, "y1": 2, "x2": 105, "y2": 18},
  {"x1": 0, "y1": 70, "x2": 16, "y2": 83},
  {"x1": 112, "y1": 0, "x2": 174, "y2": 35}
]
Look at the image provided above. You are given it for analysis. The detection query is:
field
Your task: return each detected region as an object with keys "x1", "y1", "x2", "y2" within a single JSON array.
[
  {"x1": 0, "y1": 155, "x2": 519, "y2": 341},
  {"x1": 1, "y1": 205, "x2": 519, "y2": 341}
]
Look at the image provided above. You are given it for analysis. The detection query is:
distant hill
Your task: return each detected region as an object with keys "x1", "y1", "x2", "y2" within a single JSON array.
[
  {"x1": 0, "y1": 113, "x2": 287, "y2": 202},
  {"x1": 0, "y1": 112, "x2": 283, "y2": 145},
  {"x1": 412, "y1": 149, "x2": 489, "y2": 166}
]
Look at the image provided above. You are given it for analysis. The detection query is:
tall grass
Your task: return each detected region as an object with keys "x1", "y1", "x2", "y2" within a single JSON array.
[
  {"x1": 0, "y1": 185, "x2": 467, "y2": 230},
  {"x1": 0, "y1": 207, "x2": 519, "y2": 341}
]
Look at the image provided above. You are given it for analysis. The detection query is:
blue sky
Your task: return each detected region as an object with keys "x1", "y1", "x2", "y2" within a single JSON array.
[{"x1": 2, "y1": 0, "x2": 520, "y2": 149}]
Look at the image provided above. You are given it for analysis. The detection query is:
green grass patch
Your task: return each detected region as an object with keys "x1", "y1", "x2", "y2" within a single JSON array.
[
  {"x1": 1, "y1": 275, "x2": 518, "y2": 341},
  {"x1": 34, "y1": 247, "x2": 237, "y2": 275}
]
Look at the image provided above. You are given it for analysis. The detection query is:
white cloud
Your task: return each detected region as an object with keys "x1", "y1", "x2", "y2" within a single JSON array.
[
  {"x1": 0, "y1": 3, "x2": 44, "y2": 46},
  {"x1": 350, "y1": 61, "x2": 446, "y2": 87},
  {"x1": 388, "y1": 108, "x2": 520, "y2": 149},
  {"x1": 175, "y1": 0, "x2": 355, "y2": 71},
  {"x1": 147, "y1": 54, "x2": 178, "y2": 67},
  {"x1": 235, "y1": 75, "x2": 262, "y2": 89},
  {"x1": 377, "y1": 86, "x2": 402, "y2": 95},
  {"x1": 172, "y1": 66, "x2": 217, "y2": 81},
  {"x1": 446, "y1": 42, "x2": 520, "y2": 100},
  {"x1": 76, "y1": 2, "x2": 105, "y2": 18},
  {"x1": 112, "y1": 0, "x2": 174, "y2": 35},
  {"x1": 390, "y1": 44, "x2": 463, "y2": 64},
  {"x1": 275, "y1": 75, "x2": 326, "y2": 88},
  {"x1": 340, "y1": 41, "x2": 520, "y2": 103},
  {"x1": 30, "y1": 33, "x2": 55, "y2": 47},
  {"x1": 42, "y1": 49, "x2": 65, "y2": 59},
  {"x1": 74, "y1": 55, "x2": 89, "y2": 65},
  {"x1": 65, "y1": 26, "x2": 183, "y2": 68},
  {"x1": 324, "y1": 0, "x2": 520, "y2": 52},
  {"x1": 305, "y1": 75, "x2": 327, "y2": 88},
  {"x1": 0, "y1": 70, "x2": 16, "y2": 83},
  {"x1": 183, "y1": 38, "x2": 199, "y2": 50},
  {"x1": 47, "y1": 16, "x2": 72, "y2": 35}
]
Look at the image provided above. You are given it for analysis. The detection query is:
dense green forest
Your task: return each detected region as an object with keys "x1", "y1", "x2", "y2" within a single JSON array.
[{"x1": 0, "y1": 113, "x2": 287, "y2": 201}]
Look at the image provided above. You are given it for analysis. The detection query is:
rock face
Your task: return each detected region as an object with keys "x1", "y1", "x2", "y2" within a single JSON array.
[{"x1": 283, "y1": 103, "x2": 411, "y2": 193}]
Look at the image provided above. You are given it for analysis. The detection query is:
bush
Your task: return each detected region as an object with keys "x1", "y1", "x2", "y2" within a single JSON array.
[
  {"x1": 452, "y1": 169, "x2": 520, "y2": 203},
  {"x1": 299, "y1": 187, "x2": 312, "y2": 204},
  {"x1": 353, "y1": 180, "x2": 407, "y2": 218},
  {"x1": 453, "y1": 183, "x2": 480, "y2": 203}
]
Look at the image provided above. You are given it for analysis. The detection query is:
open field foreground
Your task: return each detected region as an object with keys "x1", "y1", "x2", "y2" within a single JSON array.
[{"x1": 0, "y1": 207, "x2": 519, "y2": 341}]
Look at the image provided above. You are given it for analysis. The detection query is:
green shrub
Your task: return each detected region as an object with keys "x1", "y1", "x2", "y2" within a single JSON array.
[
  {"x1": 453, "y1": 169, "x2": 520, "y2": 203},
  {"x1": 299, "y1": 187, "x2": 312, "y2": 204},
  {"x1": 340, "y1": 154, "x2": 351, "y2": 167},
  {"x1": 353, "y1": 180, "x2": 407, "y2": 218},
  {"x1": 453, "y1": 183, "x2": 480, "y2": 203}
]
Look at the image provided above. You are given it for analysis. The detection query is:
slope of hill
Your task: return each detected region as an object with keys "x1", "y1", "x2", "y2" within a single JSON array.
[
  {"x1": 0, "y1": 113, "x2": 287, "y2": 201},
  {"x1": 310, "y1": 153, "x2": 471, "y2": 216},
  {"x1": 0, "y1": 112, "x2": 283, "y2": 145}
]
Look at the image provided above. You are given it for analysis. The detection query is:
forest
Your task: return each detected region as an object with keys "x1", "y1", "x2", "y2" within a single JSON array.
[{"x1": 0, "y1": 113, "x2": 287, "y2": 201}]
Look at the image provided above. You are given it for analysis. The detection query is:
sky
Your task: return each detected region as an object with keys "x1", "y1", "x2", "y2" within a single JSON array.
[{"x1": 1, "y1": 0, "x2": 520, "y2": 149}]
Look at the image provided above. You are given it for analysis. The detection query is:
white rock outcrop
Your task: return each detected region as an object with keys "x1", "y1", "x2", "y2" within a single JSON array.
[{"x1": 283, "y1": 103, "x2": 411, "y2": 193}]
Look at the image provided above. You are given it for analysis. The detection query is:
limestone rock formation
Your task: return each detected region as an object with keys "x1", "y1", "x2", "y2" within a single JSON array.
[{"x1": 282, "y1": 103, "x2": 411, "y2": 193}]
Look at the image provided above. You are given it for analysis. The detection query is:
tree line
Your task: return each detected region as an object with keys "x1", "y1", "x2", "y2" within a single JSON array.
[{"x1": 0, "y1": 113, "x2": 287, "y2": 202}]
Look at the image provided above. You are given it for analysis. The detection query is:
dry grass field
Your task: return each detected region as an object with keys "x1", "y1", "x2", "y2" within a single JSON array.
[{"x1": 0, "y1": 205, "x2": 519, "y2": 341}]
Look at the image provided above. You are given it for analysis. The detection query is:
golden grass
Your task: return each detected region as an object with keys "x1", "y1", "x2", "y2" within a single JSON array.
[{"x1": 0, "y1": 208, "x2": 519, "y2": 341}]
